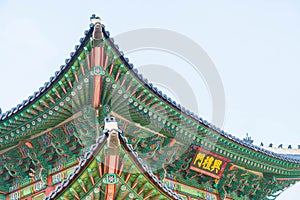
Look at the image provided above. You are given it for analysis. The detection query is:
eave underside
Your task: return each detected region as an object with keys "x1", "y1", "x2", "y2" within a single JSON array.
[
  {"x1": 0, "y1": 18, "x2": 299, "y2": 199},
  {"x1": 46, "y1": 133, "x2": 182, "y2": 200}
]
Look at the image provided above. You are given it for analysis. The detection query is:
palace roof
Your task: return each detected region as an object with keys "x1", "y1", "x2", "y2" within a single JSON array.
[
  {"x1": 46, "y1": 131, "x2": 183, "y2": 200},
  {"x1": 0, "y1": 15, "x2": 299, "y2": 199},
  {"x1": 0, "y1": 17, "x2": 299, "y2": 164}
]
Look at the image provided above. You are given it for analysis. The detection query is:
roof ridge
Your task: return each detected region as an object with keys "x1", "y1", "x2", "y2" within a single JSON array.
[
  {"x1": 45, "y1": 135, "x2": 107, "y2": 200},
  {"x1": 101, "y1": 24, "x2": 300, "y2": 164},
  {"x1": 1, "y1": 15, "x2": 299, "y2": 163},
  {"x1": 46, "y1": 131, "x2": 183, "y2": 200},
  {"x1": 0, "y1": 24, "x2": 94, "y2": 122}
]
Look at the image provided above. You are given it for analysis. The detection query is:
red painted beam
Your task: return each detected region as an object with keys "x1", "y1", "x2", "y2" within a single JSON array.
[{"x1": 93, "y1": 47, "x2": 102, "y2": 109}]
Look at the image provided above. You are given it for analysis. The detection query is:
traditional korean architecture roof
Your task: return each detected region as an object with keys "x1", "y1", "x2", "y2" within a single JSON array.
[
  {"x1": 0, "y1": 16, "x2": 299, "y2": 164},
  {"x1": 1, "y1": 14, "x2": 300, "y2": 199},
  {"x1": 46, "y1": 118, "x2": 183, "y2": 200}
]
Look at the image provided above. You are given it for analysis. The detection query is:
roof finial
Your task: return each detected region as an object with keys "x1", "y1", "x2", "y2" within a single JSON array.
[
  {"x1": 90, "y1": 14, "x2": 102, "y2": 25},
  {"x1": 269, "y1": 143, "x2": 273, "y2": 147},
  {"x1": 104, "y1": 116, "x2": 120, "y2": 152},
  {"x1": 90, "y1": 14, "x2": 103, "y2": 46},
  {"x1": 243, "y1": 133, "x2": 253, "y2": 144},
  {"x1": 104, "y1": 115, "x2": 118, "y2": 131}
]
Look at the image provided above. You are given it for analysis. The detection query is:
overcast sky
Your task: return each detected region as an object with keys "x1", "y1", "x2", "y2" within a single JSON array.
[{"x1": 0, "y1": 0, "x2": 299, "y2": 198}]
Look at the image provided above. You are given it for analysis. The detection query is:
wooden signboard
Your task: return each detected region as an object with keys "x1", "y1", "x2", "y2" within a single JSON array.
[{"x1": 190, "y1": 146, "x2": 230, "y2": 179}]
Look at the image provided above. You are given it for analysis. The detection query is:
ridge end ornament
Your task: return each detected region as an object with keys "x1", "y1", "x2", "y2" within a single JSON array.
[{"x1": 104, "y1": 116, "x2": 121, "y2": 151}]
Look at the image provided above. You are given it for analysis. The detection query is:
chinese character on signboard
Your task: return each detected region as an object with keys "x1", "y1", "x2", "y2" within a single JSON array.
[{"x1": 190, "y1": 146, "x2": 230, "y2": 179}]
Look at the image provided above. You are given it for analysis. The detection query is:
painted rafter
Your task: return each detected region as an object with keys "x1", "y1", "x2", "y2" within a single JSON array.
[
  {"x1": 46, "y1": 117, "x2": 182, "y2": 200},
  {"x1": 0, "y1": 112, "x2": 99, "y2": 192},
  {"x1": 1, "y1": 16, "x2": 298, "y2": 170},
  {"x1": 0, "y1": 26, "x2": 95, "y2": 151},
  {"x1": 1, "y1": 15, "x2": 300, "y2": 199}
]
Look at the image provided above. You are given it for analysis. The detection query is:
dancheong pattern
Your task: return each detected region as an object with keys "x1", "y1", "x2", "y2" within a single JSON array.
[{"x1": 0, "y1": 14, "x2": 299, "y2": 199}]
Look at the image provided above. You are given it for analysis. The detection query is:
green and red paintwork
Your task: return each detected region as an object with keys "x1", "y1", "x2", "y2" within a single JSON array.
[{"x1": 0, "y1": 16, "x2": 299, "y2": 200}]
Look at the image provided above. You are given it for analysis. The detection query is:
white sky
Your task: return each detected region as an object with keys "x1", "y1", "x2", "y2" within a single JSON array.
[{"x1": 0, "y1": 0, "x2": 299, "y2": 198}]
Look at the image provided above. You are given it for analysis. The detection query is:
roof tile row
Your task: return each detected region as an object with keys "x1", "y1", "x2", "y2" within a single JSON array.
[{"x1": 1, "y1": 17, "x2": 299, "y2": 163}]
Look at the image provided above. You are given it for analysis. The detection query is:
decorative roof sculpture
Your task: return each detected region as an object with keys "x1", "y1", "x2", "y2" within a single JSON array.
[
  {"x1": 46, "y1": 116, "x2": 183, "y2": 200},
  {"x1": 0, "y1": 15, "x2": 299, "y2": 200}
]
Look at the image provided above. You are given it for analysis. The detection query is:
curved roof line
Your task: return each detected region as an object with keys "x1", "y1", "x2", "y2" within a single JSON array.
[
  {"x1": 101, "y1": 25, "x2": 300, "y2": 164},
  {"x1": 45, "y1": 135, "x2": 107, "y2": 200},
  {"x1": 0, "y1": 24, "x2": 95, "y2": 122},
  {"x1": 1, "y1": 16, "x2": 299, "y2": 163},
  {"x1": 118, "y1": 133, "x2": 183, "y2": 199},
  {"x1": 46, "y1": 134, "x2": 183, "y2": 200}
]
